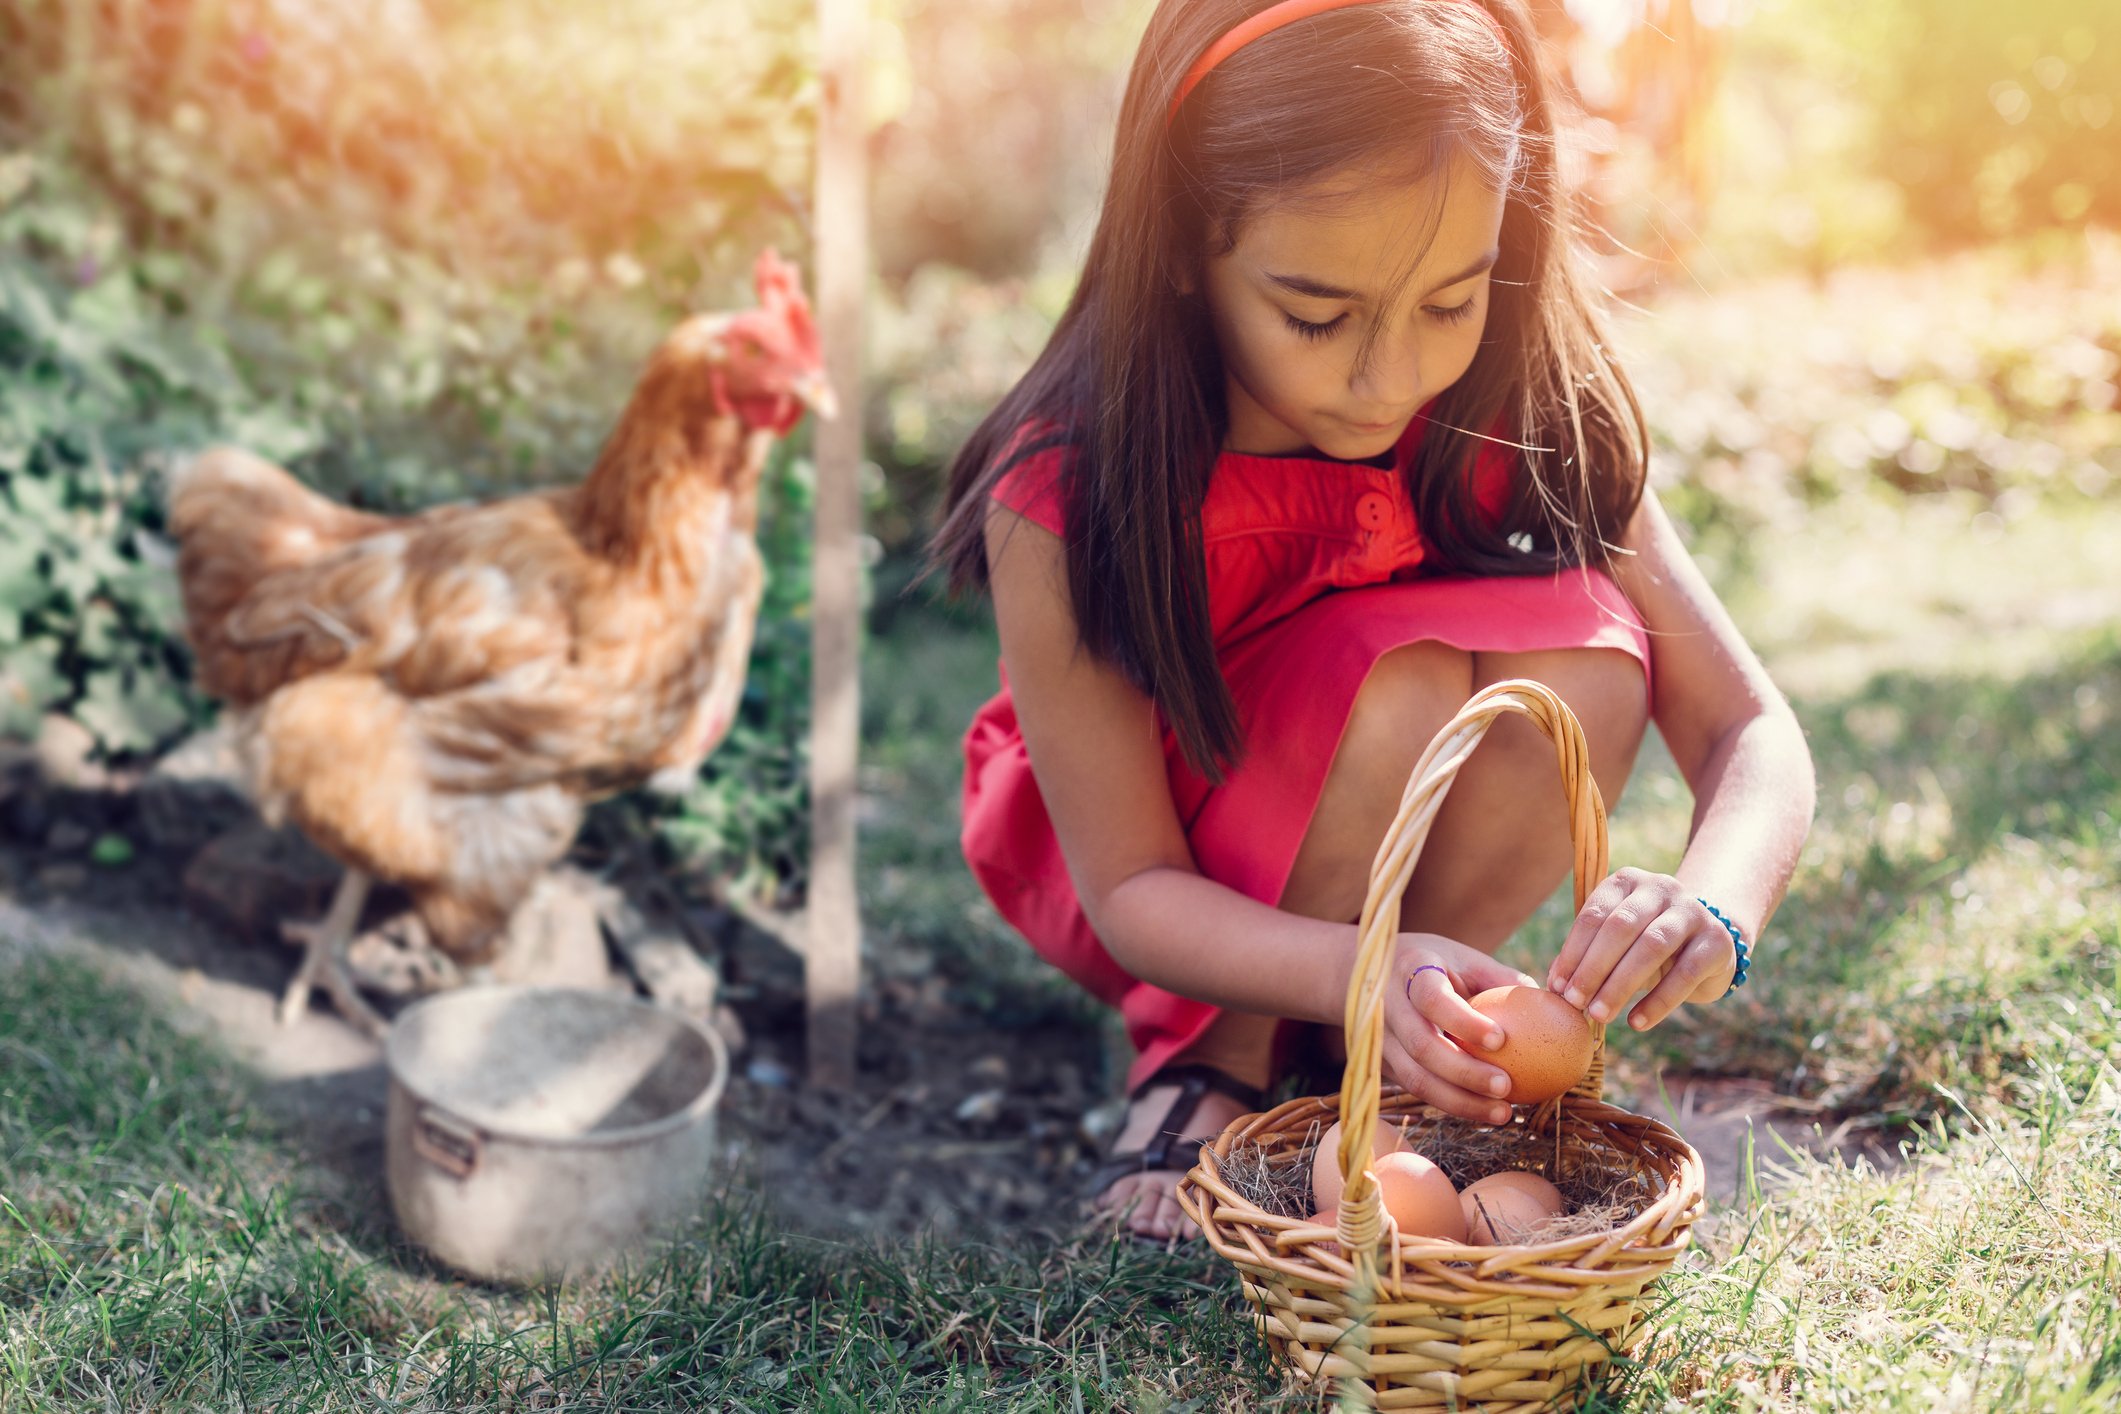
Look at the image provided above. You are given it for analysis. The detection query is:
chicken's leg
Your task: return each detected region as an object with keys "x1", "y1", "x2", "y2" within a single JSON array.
[{"x1": 278, "y1": 870, "x2": 390, "y2": 1038}]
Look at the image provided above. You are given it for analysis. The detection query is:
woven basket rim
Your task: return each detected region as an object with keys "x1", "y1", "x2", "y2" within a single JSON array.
[{"x1": 1183, "y1": 1088, "x2": 1708, "y2": 1267}]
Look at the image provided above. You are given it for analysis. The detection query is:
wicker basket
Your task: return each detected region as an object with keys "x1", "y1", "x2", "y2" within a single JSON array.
[{"x1": 1175, "y1": 679, "x2": 1706, "y2": 1412}]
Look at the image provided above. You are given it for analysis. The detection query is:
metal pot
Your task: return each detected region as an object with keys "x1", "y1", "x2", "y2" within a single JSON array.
[{"x1": 384, "y1": 984, "x2": 729, "y2": 1283}]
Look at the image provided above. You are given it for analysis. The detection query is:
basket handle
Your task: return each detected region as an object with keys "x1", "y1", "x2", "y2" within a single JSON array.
[{"x1": 1332, "y1": 679, "x2": 1610, "y2": 1268}]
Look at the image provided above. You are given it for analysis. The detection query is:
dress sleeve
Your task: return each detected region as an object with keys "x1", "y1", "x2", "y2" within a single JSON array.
[{"x1": 989, "y1": 421, "x2": 1075, "y2": 537}]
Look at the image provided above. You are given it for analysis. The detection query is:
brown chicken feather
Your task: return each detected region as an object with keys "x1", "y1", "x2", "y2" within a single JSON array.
[{"x1": 170, "y1": 250, "x2": 833, "y2": 1031}]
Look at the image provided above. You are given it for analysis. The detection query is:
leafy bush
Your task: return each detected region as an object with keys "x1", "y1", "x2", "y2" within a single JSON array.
[
  {"x1": 1620, "y1": 231, "x2": 2121, "y2": 579},
  {"x1": 0, "y1": 0, "x2": 832, "y2": 893},
  {"x1": 0, "y1": 244, "x2": 273, "y2": 750},
  {"x1": 1704, "y1": 0, "x2": 2121, "y2": 269}
]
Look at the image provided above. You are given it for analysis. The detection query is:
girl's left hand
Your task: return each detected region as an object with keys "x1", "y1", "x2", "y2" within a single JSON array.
[{"x1": 1544, "y1": 868, "x2": 1739, "y2": 1032}]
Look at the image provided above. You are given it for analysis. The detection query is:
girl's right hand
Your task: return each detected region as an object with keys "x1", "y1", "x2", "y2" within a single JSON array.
[{"x1": 1381, "y1": 933, "x2": 1542, "y2": 1127}]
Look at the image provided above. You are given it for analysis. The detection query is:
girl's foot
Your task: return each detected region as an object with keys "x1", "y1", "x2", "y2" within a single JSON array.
[{"x1": 1087, "y1": 1064, "x2": 1264, "y2": 1242}]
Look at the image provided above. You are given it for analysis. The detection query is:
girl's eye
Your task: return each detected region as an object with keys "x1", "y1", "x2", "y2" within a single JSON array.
[
  {"x1": 1426, "y1": 296, "x2": 1480, "y2": 325},
  {"x1": 1283, "y1": 312, "x2": 1345, "y2": 342}
]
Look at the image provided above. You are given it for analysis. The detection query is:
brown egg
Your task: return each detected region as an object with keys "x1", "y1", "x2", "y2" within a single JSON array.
[
  {"x1": 1460, "y1": 1170, "x2": 1566, "y2": 1244},
  {"x1": 1374, "y1": 1151, "x2": 1467, "y2": 1243},
  {"x1": 1468, "y1": 985, "x2": 1597, "y2": 1103},
  {"x1": 1310, "y1": 1116, "x2": 1410, "y2": 1213}
]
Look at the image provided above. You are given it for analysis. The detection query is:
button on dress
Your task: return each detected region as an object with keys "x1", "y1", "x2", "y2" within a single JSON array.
[{"x1": 960, "y1": 405, "x2": 1652, "y2": 1093}]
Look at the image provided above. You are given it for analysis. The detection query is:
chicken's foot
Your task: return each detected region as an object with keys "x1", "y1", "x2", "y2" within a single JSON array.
[{"x1": 279, "y1": 869, "x2": 391, "y2": 1038}]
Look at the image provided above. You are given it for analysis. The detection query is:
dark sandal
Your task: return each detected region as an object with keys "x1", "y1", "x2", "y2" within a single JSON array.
[{"x1": 1084, "y1": 1062, "x2": 1266, "y2": 1224}]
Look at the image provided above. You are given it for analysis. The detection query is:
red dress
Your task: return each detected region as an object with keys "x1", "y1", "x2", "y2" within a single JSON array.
[{"x1": 959, "y1": 406, "x2": 1653, "y2": 1093}]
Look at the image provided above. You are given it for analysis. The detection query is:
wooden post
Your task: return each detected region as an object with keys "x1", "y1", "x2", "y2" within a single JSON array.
[{"x1": 807, "y1": 0, "x2": 867, "y2": 1089}]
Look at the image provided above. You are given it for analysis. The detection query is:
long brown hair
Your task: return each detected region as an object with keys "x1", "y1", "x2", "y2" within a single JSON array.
[{"x1": 925, "y1": 0, "x2": 1647, "y2": 783}]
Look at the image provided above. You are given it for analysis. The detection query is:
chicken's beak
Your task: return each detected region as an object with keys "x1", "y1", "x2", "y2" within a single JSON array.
[{"x1": 793, "y1": 368, "x2": 839, "y2": 422}]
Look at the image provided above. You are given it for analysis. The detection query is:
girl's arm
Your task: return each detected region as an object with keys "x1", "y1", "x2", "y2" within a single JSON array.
[
  {"x1": 986, "y1": 500, "x2": 1532, "y2": 1123},
  {"x1": 984, "y1": 501, "x2": 1356, "y2": 1027},
  {"x1": 1547, "y1": 485, "x2": 1819, "y2": 1030}
]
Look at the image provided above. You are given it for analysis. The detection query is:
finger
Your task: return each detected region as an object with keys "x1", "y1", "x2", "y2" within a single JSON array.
[
  {"x1": 1386, "y1": 1022, "x2": 1511, "y2": 1126},
  {"x1": 1553, "y1": 880, "x2": 1668, "y2": 1013},
  {"x1": 1582, "y1": 903, "x2": 1697, "y2": 1024},
  {"x1": 1548, "y1": 869, "x2": 1644, "y2": 988},
  {"x1": 1382, "y1": 1029, "x2": 1422, "y2": 1097},
  {"x1": 1625, "y1": 935, "x2": 1731, "y2": 1031},
  {"x1": 1457, "y1": 950, "x2": 1543, "y2": 999},
  {"x1": 1408, "y1": 1004, "x2": 1514, "y2": 1101},
  {"x1": 1409, "y1": 964, "x2": 1510, "y2": 1055}
]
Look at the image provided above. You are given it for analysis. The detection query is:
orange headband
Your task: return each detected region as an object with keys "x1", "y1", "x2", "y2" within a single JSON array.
[{"x1": 1165, "y1": 0, "x2": 1507, "y2": 130}]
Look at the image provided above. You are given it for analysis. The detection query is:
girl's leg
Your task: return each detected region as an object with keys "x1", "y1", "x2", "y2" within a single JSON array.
[
  {"x1": 1279, "y1": 641, "x2": 1476, "y2": 924},
  {"x1": 1278, "y1": 643, "x2": 1648, "y2": 1071},
  {"x1": 1101, "y1": 641, "x2": 1474, "y2": 1240},
  {"x1": 1097, "y1": 642, "x2": 1646, "y2": 1239},
  {"x1": 1395, "y1": 646, "x2": 1650, "y2": 944},
  {"x1": 1282, "y1": 643, "x2": 1648, "y2": 939}
]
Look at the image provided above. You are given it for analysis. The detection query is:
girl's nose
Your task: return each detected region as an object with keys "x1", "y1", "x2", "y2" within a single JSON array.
[{"x1": 1351, "y1": 330, "x2": 1425, "y2": 409}]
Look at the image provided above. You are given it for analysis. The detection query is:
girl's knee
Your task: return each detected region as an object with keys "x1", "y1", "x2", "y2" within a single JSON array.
[
  {"x1": 1283, "y1": 642, "x2": 1472, "y2": 924},
  {"x1": 1477, "y1": 646, "x2": 1644, "y2": 727},
  {"x1": 1473, "y1": 645, "x2": 1648, "y2": 797},
  {"x1": 1343, "y1": 640, "x2": 1474, "y2": 756}
]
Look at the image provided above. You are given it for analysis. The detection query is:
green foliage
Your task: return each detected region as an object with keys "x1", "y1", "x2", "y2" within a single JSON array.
[
  {"x1": 1707, "y1": 0, "x2": 2121, "y2": 269},
  {"x1": 0, "y1": 0, "x2": 829, "y2": 889},
  {"x1": 0, "y1": 0, "x2": 811, "y2": 293},
  {"x1": 0, "y1": 0, "x2": 810, "y2": 511},
  {"x1": 0, "y1": 254, "x2": 225, "y2": 749},
  {"x1": 1620, "y1": 233, "x2": 2120, "y2": 587}
]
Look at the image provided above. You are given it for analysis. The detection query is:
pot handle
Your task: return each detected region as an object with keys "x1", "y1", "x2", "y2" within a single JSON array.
[{"x1": 412, "y1": 1105, "x2": 483, "y2": 1179}]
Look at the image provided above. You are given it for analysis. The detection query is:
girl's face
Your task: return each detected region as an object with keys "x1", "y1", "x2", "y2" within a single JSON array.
[{"x1": 1198, "y1": 158, "x2": 1507, "y2": 460}]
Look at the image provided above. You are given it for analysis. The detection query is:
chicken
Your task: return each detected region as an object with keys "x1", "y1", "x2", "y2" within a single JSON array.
[{"x1": 169, "y1": 248, "x2": 835, "y2": 1036}]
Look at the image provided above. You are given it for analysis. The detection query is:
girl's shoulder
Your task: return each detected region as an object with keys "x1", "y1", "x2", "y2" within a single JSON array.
[{"x1": 989, "y1": 416, "x2": 1080, "y2": 537}]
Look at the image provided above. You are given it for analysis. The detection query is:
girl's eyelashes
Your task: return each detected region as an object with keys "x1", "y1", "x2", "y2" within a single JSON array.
[
  {"x1": 1428, "y1": 295, "x2": 1481, "y2": 325},
  {"x1": 1280, "y1": 296, "x2": 1481, "y2": 342},
  {"x1": 1283, "y1": 312, "x2": 1345, "y2": 342}
]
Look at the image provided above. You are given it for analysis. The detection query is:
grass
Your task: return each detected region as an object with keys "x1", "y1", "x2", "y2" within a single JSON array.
[
  {"x1": 6, "y1": 603, "x2": 2120, "y2": 1413},
  {"x1": 1614, "y1": 1057, "x2": 2121, "y2": 1410},
  {"x1": 0, "y1": 956, "x2": 1280, "y2": 1410},
  {"x1": 6, "y1": 245, "x2": 2121, "y2": 1405}
]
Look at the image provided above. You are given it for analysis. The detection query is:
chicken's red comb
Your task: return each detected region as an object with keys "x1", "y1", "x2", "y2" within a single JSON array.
[{"x1": 752, "y1": 247, "x2": 820, "y2": 356}]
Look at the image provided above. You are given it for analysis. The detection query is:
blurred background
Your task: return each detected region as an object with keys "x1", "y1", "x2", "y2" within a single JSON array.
[
  {"x1": 1, "y1": 0, "x2": 2118, "y2": 1228},
  {"x1": 2, "y1": 2, "x2": 2121, "y2": 1404},
  {"x1": 1, "y1": 0, "x2": 2114, "y2": 890},
  {"x1": 866, "y1": 0, "x2": 2120, "y2": 525},
  {"x1": 0, "y1": 0, "x2": 822, "y2": 893},
  {"x1": 859, "y1": 0, "x2": 2121, "y2": 1029}
]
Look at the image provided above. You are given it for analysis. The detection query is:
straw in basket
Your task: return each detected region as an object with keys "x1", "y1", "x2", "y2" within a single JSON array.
[{"x1": 1175, "y1": 679, "x2": 1707, "y2": 1412}]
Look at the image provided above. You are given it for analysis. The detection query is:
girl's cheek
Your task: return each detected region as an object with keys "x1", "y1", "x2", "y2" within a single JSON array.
[{"x1": 1435, "y1": 327, "x2": 1483, "y2": 390}]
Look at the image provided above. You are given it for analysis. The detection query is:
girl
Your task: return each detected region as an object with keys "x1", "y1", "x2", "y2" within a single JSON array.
[{"x1": 926, "y1": 0, "x2": 1815, "y2": 1241}]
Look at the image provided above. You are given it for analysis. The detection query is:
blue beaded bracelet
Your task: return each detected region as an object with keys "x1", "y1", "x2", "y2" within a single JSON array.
[{"x1": 1697, "y1": 897, "x2": 1751, "y2": 998}]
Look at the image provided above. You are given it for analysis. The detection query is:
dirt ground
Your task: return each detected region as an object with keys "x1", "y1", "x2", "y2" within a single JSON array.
[
  {"x1": 0, "y1": 818, "x2": 1114, "y2": 1244},
  {"x1": 0, "y1": 744, "x2": 1899, "y2": 1250}
]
